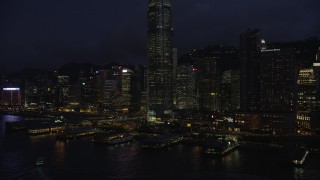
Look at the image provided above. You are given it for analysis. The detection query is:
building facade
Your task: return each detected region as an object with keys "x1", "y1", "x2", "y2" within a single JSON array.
[
  {"x1": 240, "y1": 29, "x2": 261, "y2": 112},
  {"x1": 260, "y1": 48, "x2": 296, "y2": 113},
  {"x1": 54, "y1": 76, "x2": 70, "y2": 108},
  {"x1": 1, "y1": 87, "x2": 21, "y2": 111},
  {"x1": 296, "y1": 68, "x2": 317, "y2": 130},
  {"x1": 194, "y1": 57, "x2": 220, "y2": 112},
  {"x1": 147, "y1": 0, "x2": 174, "y2": 121},
  {"x1": 314, "y1": 47, "x2": 320, "y2": 110},
  {"x1": 176, "y1": 64, "x2": 197, "y2": 110}
]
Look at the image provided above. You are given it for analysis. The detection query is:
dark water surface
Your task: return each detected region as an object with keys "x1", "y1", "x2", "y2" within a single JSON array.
[{"x1": 1, "y1": 115, "x2": 320, "y2": 179}]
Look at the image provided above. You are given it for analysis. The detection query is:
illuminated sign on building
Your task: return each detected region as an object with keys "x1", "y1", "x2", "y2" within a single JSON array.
[
  {"x1": 3, "y1": 88, "x2": 20, "y2": 91},
  {"x1": 261, "y1": 49, "x2": 280, "y2": 52},
  {"x1": 2, "y1": 87, "x2": 21, "y2": 107}
]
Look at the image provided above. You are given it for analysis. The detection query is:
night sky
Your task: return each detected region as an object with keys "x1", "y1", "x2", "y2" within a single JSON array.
[{"x1": 0, "y1": 0, "x2": 319, "y2": 72}]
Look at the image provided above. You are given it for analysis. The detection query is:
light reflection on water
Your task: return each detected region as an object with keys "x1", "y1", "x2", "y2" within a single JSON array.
[
  {"x1": 29, "y1": 134, "x2": 53, "y2": 143},
  {"x1": 191, "y1": 146, "x2": 201, "y2": 171},
  {"x1": 1, "y1": 115, "x2": 24, "y2": 123},
  {"x1": 0, "y1": 115, "x2": 24, "y2": 145},
  {"x1": 54, "y1": 141, "x2": 66, "y2": 169},
  {"x1": 294, "y1": 167, "x2": 304, "y2": 179},
  {"x1": 1, "y1": 137, "x2": 319, "y2": 179}
]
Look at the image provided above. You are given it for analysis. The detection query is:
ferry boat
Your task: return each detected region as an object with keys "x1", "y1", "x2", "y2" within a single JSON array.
[
  {"x1": 56, "y1": 127, "x2": 97, "y2": 140},
  {"x1": 93, "y1": 133, "x2": 134, "y2": 145},
  {"x1": 202, "y1": 137, "x2": 239, "y2": 157},
  {"x1": 141, "y1": 134, "x2": 183, "y2": 149},
  {"x1": 28, "y1": 124, "x2": 64, "y2": 135}
]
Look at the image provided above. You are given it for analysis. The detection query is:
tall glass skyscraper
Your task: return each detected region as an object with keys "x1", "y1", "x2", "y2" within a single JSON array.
[
  {"x1": 147, "y1": 0, "x2": 174, "y2": 121},
  {"x1": 240, "y1": 29, "x2": 261, "y2": 112}
]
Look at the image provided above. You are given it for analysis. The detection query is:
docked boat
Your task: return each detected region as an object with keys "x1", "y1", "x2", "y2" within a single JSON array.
[
  {"x1": 56, "y1": 127, "x2": 97, "y2": 140},
  {"x1": 202, "y1": 137, "x2": 239, "y2": 157},
  {"x1": 93, "y1": 133, "x2": 134, "y2": 145},
  {"x1": 141, "y1": 134, "x2": 183, "y2": 149},
  {"x1": 28, "y1": 123, "x2": 64, "y2": 135}
]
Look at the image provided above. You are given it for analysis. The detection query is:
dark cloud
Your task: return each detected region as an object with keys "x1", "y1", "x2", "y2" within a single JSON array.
[{"x1": 0, "y1": 0, "x2": 319, "y2": 72}]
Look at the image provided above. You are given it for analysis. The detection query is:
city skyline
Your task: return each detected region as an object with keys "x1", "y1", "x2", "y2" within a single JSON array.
[
  {"x1": 1, "y1": 1, "x2": 320, "y2": 179},
  {"x1": 1, "y1": 0, "x2": 320, "y2": 71}
]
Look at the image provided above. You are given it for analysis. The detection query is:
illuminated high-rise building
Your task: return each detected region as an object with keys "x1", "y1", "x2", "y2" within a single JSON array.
[
  {"x1": 54, "y1": 76, "x2": 70, "y2": 107},
  {"x1": 25, "y1": 73, "x2": 53, "y2": 110},
  {"x1": 314, "y1": 47, "x2": 320, "y2": 109},
  {"x1": 296, "y1": 68, "x2": 317, "y2": 130},
  {"x1": 78, "y1": 71, "x2": 95, "y2": 106},
  {"x1": 147, "y1": 0, "x2": 174, "y2": 121},
  {"x1": 176, "y1": 64, "x2": 197, "y2": 110},
  {"x1": 296, "y1": 48, "x2": 320, "y2": 130},
  {"x1": 310, "y1": 47, "x2": 320, "y2": 130},
  {"x1": 95, "y1": 67, "x2": 121, "y2": 110},
  {"x1": 118, "y1": 68, "x2": 134, "y2": 112}
]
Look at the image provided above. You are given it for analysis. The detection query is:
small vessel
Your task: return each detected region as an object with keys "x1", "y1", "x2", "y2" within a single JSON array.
[
  {"x1": 278, "y1": 145, "x2": 309, "y2": 167},
  {"x1": 36, "y1": 157, "x2": 45, "y2": 167},
  {"x1": 288, "y1": 145, "x2": 309, "y2": 167}
]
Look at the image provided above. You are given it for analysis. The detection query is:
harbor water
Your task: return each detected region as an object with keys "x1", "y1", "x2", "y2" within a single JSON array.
[{"x1": 1, "y1": 115, "x2": 320, "y2": 179}]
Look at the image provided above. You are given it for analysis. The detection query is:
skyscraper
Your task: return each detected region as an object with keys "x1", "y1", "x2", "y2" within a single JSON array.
[
  {"x1": 260, "y1": 48, "x2": 296, "y2": 113},
  {"x1": 55, "y1": 76, "x2": 70, "y2": 107},
  {"x1": 314, "y1": 47, "x2": 320, "y2": 110},
  {"x1": 95, "y1": 67, "x2": 121, "y2": 111},
  {"x1": 220, "y1": 70, "x2": 232, "y2": 113},
  {"x1": 236, "y1": 36, "x2": 297, "y2": 131},
  {"x1": 296, "y1": 68, "x2": 317, "y2": 130},
  {"x1": 310, "y1": 47, "x2": 320, "y2": 130},
  {"x1": 195, "y1": 57, "x2": 220, "y2": 112},
  {"x1": 231, "y1": 70, "x2": 241, "y2": 111},
  {"x1": 147, "y1": 0, "x2": 174, "y2": 121},
  {"x1": 240, "y1": 29, "x2": 261, "y2": 112},
  {"x1": 118, "y1": 68, "x2": 134, "y2": 112},
  {"x1": 259, "y1": 48, "x2": 296, "y2": 131},
  {"x1": 176, "y1": 64, "x2": 196, "y2": 110}
]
